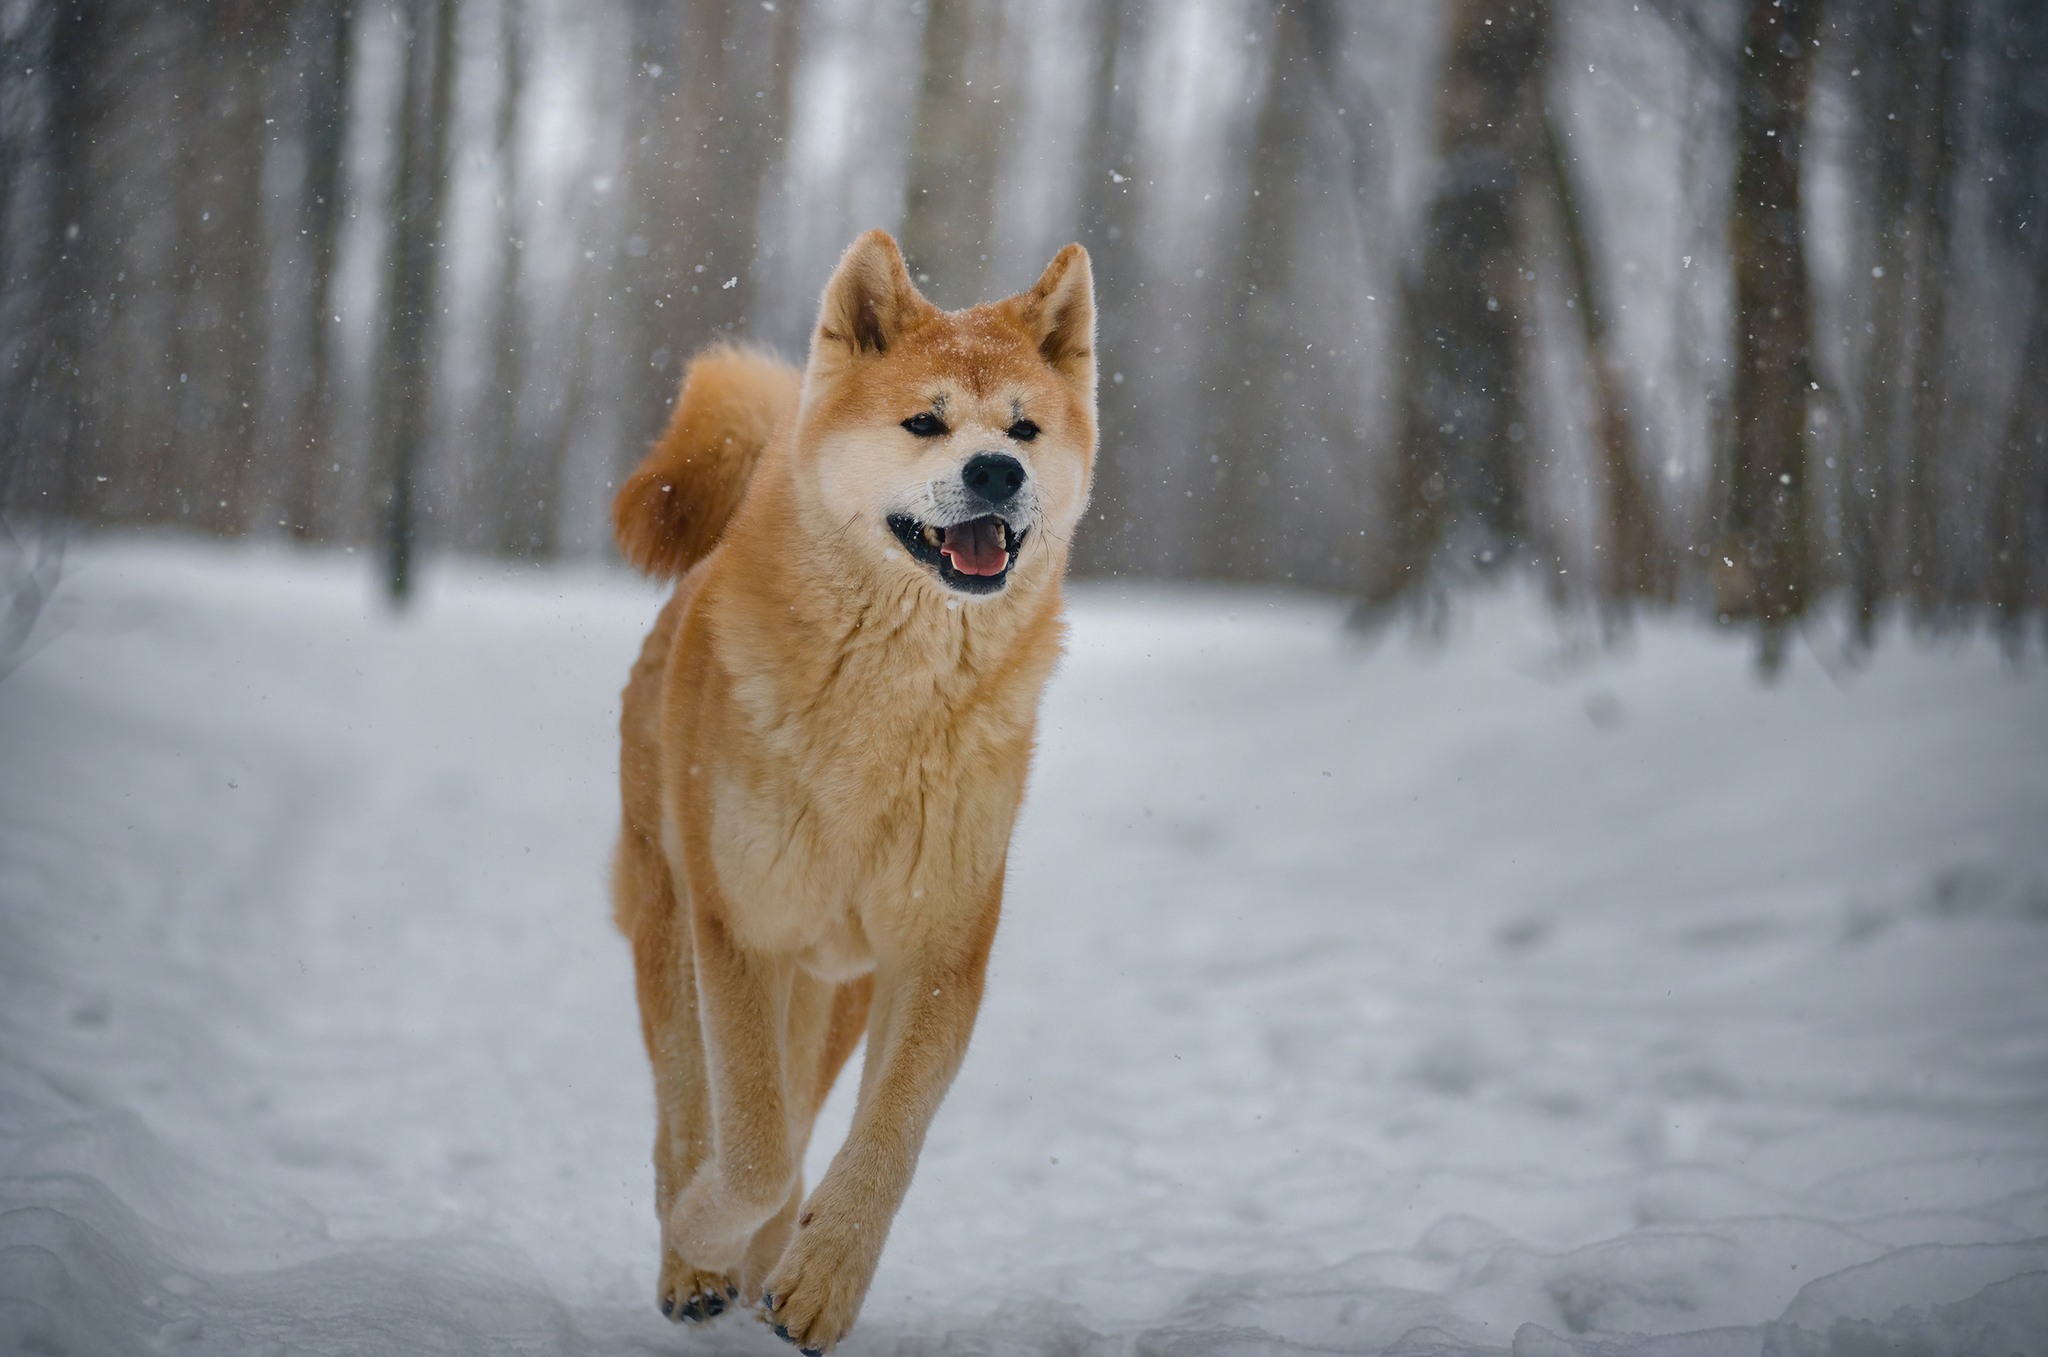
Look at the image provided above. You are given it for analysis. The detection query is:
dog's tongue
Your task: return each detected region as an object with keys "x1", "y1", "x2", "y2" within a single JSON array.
[{"x1": 941, "y1": 517, "x2": 1008, "y2": 576}]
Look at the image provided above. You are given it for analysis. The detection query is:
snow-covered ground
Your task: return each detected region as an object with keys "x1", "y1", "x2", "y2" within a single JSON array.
[{"x1": 3, "y1": 537, "x2": 2046, "y2": 1357}]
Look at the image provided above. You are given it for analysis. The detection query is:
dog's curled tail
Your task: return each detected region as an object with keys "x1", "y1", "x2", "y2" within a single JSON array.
[{"x1": 612, "y1": 344, "x2": 801, "y2": 578}]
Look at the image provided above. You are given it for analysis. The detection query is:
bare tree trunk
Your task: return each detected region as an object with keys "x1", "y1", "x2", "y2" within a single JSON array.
[
  {"x1": 283, "y1": 0, "x2": 354, "y2": 542},
  {"x1": 1898, "y1": 0, "x2": 1960, "y2": 613},
  {"x1": 0, "y1": 13, "x2": 36, "y2": 509},
  {"x1": 1370, "y1": 0, "x2": 1548, "y2": 610},
  {"x1": 375, "y1": 0, "x2": 459, "y2": 602},
  {"x1": 1071, "y1": 0, "x2": 1143, "y2": 576},
  {"x1": 1716, "y1": 0, "x2": 1820, "y2": 663},
  {"x1": 502, "y1": 286, "x2": 590, "y2": 562},
  {"x1": 1299, "y1": 0, "x2": 1388, "y2": 587},
  {"x1": 1836, "y1": 0, "x2": 1955, "y2": 641},
  {"x1": 1839, "y1": 4, "x2": 1905, "y2": 639},
  {"x1": 485, "y1": 0, "x2": 537, "y2": 557},
  {"x1": 693, "y1": 0, "x2": 803, "y2": 335},
  {"x1": 1196, "y1": 2, "x2": 1376, "y2": 593},
  {"x1": 1985, "y1": 0, "x2": 2048, "y2": 649},
  {"x1": 1205, "y1": 0, "x2": 1325, "y2": 580},
  {"x1": 612, "y1": 0, "x2": 802, "y2": 528},
  {"x1": 1843, "y1": 181, "x2": 1905, "y2": 641},
  {"x1": 1540, "y1": 109, "x2": 1664, "y2": 605},
  {"x1": 899, "y1": 0, "x2": 1003, "y2": 307},
  {"x1": 498, "y1": 4, "x2": 598, "y2": 563},
  {"x1": 166, "y1": 25, "x2": 212, "y2": 525},
  {"x1": 190, "y1": 3, "x2": 280, "y2": 538},
  {"x1": 1992, "y1": 250, "x2": 2048, "y2": 647},
  {"x1": 9, "y1": 2, "x2": 103, "y2": 522},
  {"x1": 610, "y1": 1, "x2": 719, "y2": 539}
]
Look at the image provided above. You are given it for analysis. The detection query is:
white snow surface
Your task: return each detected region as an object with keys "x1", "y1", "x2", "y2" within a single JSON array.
[{"x1": 3, "y1": 537, "x2": 2047, "y2": 1357}]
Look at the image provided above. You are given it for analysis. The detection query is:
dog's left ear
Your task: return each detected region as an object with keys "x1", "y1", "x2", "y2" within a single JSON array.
[{"x1": 1012, "y1": 244, "x2": 1095, "y2": 388}]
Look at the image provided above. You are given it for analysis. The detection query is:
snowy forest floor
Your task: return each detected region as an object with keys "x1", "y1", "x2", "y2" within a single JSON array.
[{"x1": 3, "y1": 536, "x2": 2047, "y2": 1357}]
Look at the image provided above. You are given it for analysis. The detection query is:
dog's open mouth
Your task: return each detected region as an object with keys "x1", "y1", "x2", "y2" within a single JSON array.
[{"x1": 888, "y1": 513, "x2": 1028, "y2": 595}]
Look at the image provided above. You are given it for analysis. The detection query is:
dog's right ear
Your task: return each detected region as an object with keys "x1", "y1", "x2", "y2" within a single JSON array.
[{"x1": 811, "y1": 230, "x2": 931, "y2": 367}]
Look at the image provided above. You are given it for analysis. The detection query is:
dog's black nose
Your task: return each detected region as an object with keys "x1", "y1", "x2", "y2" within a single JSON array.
[{"x1": 962, "y1": 453, "x2": 1025, "y2": 505}]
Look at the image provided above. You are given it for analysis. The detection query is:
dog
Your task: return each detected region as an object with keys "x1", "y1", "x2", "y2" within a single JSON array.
[{"x1": 608, "y1": 229, "x2": 1095, "y2": 1353}]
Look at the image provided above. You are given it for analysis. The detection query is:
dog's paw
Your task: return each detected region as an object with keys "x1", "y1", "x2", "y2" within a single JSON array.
[
  {"x1": 656, "y1": 1254, "x2": 739, "y2": 1325},
  {"x1": 666, "y1": 1160, "x2": 793, "y2": 1278},
  {"x1": 758, "y1": 1214, "x2": 882, "y2": 1356}
]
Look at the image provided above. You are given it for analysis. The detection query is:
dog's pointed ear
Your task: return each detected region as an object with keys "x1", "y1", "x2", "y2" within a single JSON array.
[
  {"x1": 1014, "y1": 244, "x2": 1094, "y2": 386},
  {"x1": 812, "y1": 230, "x2": 931, "y2": 367}
]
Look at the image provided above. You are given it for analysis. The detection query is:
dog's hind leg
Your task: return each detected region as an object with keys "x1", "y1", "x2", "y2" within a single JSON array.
[
  {"x1": 814, "y1": 974, "x2": 874, "y2": 1117},
  {"x1": 616, "y1": 827, "x2": 735, "y2": 1323},
  {"x1": 662, "y1": 886, "x2": 807, "y2": 1291}
]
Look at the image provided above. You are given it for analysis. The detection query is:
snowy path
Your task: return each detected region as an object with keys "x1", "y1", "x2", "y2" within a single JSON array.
[{"x1": 3, "y1": 539, "x2": 2046, "y2": 1356}]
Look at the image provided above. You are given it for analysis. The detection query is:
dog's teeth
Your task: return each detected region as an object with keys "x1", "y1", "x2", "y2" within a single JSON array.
[{"x1": 923, "y1": 524, "x2": 943, "y2": 548}]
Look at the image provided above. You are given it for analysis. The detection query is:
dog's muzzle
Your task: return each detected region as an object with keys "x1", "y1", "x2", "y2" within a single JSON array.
[{"x1": 888, "y1": 455, "x2": 1038, "y2": 595}]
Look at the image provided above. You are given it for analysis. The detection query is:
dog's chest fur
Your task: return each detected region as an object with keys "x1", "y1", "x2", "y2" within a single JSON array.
[{"x1": 679, "y1": 576, "x2": 1057, "y2": 977}]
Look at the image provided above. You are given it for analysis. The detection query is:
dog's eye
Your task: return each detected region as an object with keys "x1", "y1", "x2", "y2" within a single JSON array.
[
  {"x1": 901, "y1": 412, "x2": 948, "y2": 438},
  {"x1": 1006, "y1": 419, "x2": 1040, "y2": 442}
]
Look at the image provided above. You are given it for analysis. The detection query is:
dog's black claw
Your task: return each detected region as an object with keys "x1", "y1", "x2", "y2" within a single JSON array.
[
  {"x1": 773, "y1": 1324, "x2": 791, "y2": 1340},
  {"x1": 727, "y1": 1284, "x2": 740, "y2": 1300},
  {"x1": 679, "y1": 1298, "x2": 705, "y2": 1324},
  {"x1": 802, "y1": 1347, "x2": 823, "y2": 1356},
  {"x1": 660, "y1": 1294, "x2": 676, "y2": 1320},
  {"x1": 763, "y1": 1291, "x2": 778, "y2": 1311}
]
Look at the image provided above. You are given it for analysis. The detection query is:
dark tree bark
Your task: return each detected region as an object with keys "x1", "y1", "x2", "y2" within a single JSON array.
[
  {"x1": 1837, "y1": 3, "x2": 1908, "y2": 640},
  {"x1": 186, "y1": 3, "x2": 281, "y2": 538},
  {"x1": 484, "y1": 0, "x2": 539, "y2": 557},
  {"x1": 611, "y1": 0, "x2": 707, "y2": 508},
  {"x1": 505, "y1": 302, "x2": 591, "y2": 562},
  {"x1": 1991, "y1": 249, "x2": 2048, "y2": 646},
  {"x1": 1897, "y1": 0, "x2": 1960, "y2": 614},
  {"x1": 614, "y1": 0, "x2": 803, "y2": 520},
  {"x1": 0, "y1": 13, "x2": 36, "y2": 508},
  {"x1": 1715, "y1": 0, "x2": 1820, "y2": 656},
  {"x1": 1370, "y1": 0, "x2": 1548, "y2": 608},
  {"x1": 282, "y1": 0, "x2": 354, "y2": 542},
  {"x1": 1071, "y1": 0, "x2": 1144, "y2": 577},
  {"x1": 1541, "y1": 109, "x2": 1664, "y2": 603},
  {"x1": 1984, "y1": 0, "x2": 2048, "y2": 646},
  {"x1": 375, "y1": 0, "x2": 459, "y2": 602},
  {"x1": 899, "y1": 0, "x2": 1004, "y2": 308},
  {"x1": 1204, "y1": 0, "x2": 1326, "y2": 580},
  {"x1": 678, "y1": 0, "x2": 803, "y2": 337},
  {"x1": 1204, "y1": 3, "x2": 1384, "y2": 589},
  {"x1": 1836, "y1": 0, "x2": 1958, "y2": 640},
  {"x1": 638, "y1": 0, "x2": 798, "y2": 337},
  {"x1": 6, "y1": 2, "x2": 104, "y2": 522}
]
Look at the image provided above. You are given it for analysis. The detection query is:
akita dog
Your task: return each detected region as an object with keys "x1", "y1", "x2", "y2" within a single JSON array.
[{"x1": 608, "y1": 229, "x2": 1095, "y2": 1353}]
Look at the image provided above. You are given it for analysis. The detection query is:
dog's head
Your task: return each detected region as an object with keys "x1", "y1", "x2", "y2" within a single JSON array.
[{"x1": 792, "y1": 230, "x2": 1095, "y2": 601}]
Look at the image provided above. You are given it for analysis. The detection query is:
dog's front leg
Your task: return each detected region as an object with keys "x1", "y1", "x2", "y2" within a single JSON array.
[
  {"x1": 662, "y1": 895, "x2": 800, "y2": 1300},
  {"x1": 760, "y1": 890, "x2": 1000, "y2": 1355}
]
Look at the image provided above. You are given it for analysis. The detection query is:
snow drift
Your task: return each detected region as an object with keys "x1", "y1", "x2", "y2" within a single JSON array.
[{"x1": 2, "y1": 538, "x2": 2044, "y2": 1355}]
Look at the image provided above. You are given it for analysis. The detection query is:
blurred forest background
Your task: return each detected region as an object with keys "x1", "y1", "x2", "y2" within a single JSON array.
[{"x1": 2, "y1": 0, "x2": 2045, "y2": 658}]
